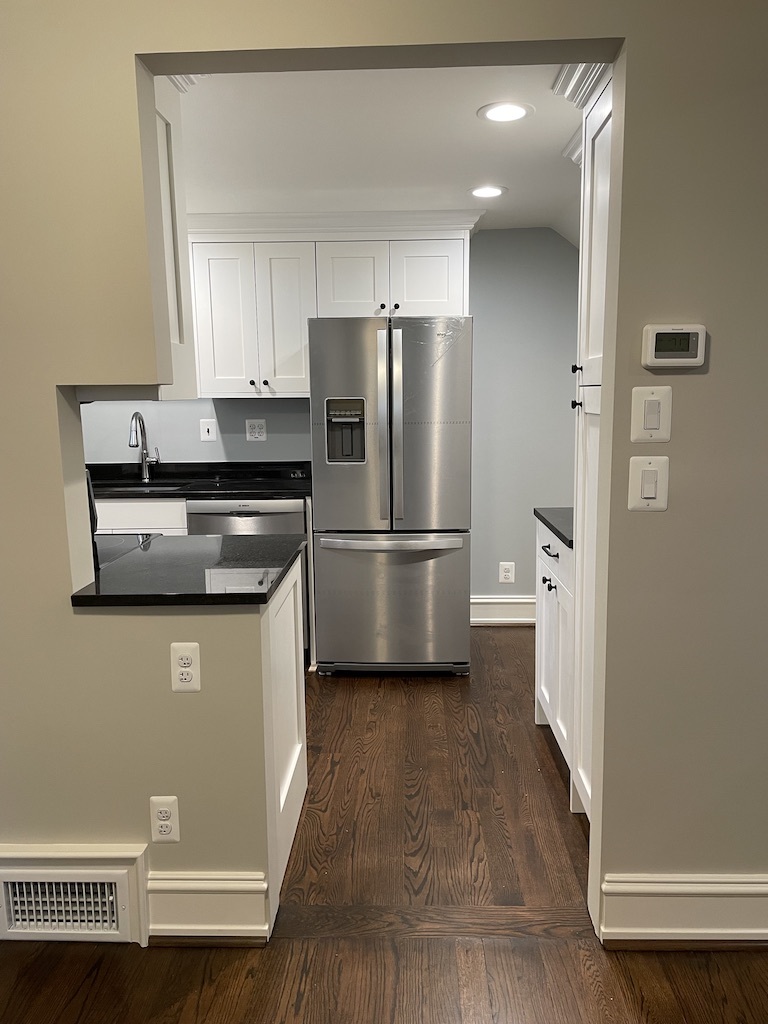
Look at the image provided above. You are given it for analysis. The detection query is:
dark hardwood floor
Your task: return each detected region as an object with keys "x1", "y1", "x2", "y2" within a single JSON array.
[{"x1": 2, "y1": 626, "x2": 768, "y2": 1022}]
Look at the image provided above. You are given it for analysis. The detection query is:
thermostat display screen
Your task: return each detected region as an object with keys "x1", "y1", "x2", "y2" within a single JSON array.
[
  {"x1": 655, "y1": 332, "x2": 697, "y2": 355},
  {"x1": 642, "y1": 324, "x2": 706, "y2": 368}
]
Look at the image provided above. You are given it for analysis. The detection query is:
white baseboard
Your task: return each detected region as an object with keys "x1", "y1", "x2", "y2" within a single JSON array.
[
  {"x1": 601, "y1": 873, "x2": 768, "y2": 942},
  {"x1": 147, "y1": 871, "x2": 269, "y2": 940},
  {"x1": 470, "y1": 596, "x2": 535, "y2": 625}
]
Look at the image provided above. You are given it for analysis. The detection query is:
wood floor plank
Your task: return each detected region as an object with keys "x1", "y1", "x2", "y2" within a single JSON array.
[{"x1": 272, "y1": 903, "x2": 594, "y2": 939}]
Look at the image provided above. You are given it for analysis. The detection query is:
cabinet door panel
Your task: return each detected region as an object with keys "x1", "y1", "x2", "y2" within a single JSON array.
[
  {"x1": 389, "y1": 239, "x2": 465, "y2": 316},
  {"x1": 316, "y1": 241, "x2": 389, "y2": 317},
  {"x1": 193, "y1": 243, "x2": 259, "y2": 396},
  {"x1": 577, "y1": 81, "x2": 612, "y2": 386},
  {"x1": 254, "y1": 242, "x2": 316, "y2": 395},
  {"x1": 572, "y1": 392, "x2": 600, "y2": 819}
]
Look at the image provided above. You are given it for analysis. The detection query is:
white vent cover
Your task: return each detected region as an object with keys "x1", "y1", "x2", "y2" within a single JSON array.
[
  {"x1": 5, "y1": 878, "x2": 121, "y2": 936},
  {"x1": 0, "y1": 846, "x2": 148, "y2": 945}
]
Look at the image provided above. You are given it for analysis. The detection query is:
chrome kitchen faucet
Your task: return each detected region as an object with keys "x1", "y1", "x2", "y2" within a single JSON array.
[{"x1": 128, "y1": 411, "x2": 160, "y2": 483}]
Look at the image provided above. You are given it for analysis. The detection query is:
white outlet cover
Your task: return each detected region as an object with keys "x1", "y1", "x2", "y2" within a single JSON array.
[
  {"x1": 150, "y1": 795, "x2": 180, "y2": 843},
  {"x1": 245, "y1": 419, "x2": 267, "y2": 441},
  {"x1": 170, "y1": 642, "x2": 201, "y2": 691}
]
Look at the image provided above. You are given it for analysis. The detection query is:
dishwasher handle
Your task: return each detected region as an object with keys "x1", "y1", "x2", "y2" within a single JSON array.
[{"x1": 319, "y1": 537, "x2": 464, "y2": 552}]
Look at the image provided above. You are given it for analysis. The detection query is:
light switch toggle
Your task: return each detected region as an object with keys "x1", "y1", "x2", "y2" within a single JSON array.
[
  {"x1": 643, "y1": 399, "x2": 662, "y2": 432},
  {"x1": 628, "y1": 456, "x2": 669, "y2": 511},
  {"x1": 640, "y1": 468, "x2": 658, "y2": 499},
  {"x1": 630, "y1": 386, "x2": 672, "y2": 442}
]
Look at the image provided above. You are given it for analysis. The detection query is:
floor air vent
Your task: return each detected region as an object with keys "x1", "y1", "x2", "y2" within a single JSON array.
[
  {"x1": 5, "y1": 879, "x2": 120, "y2": 935},
  {"x1": 0, "y1": 847, "x2": 148, "y2": 945}
]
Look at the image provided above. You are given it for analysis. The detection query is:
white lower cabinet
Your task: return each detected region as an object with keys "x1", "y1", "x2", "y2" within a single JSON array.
[
  {"x1": 94, "y1": 499, "x2": 188, "y2": 535},
  {"x1": 534, "y1": 521, "x2": 575, "y2": 782}
]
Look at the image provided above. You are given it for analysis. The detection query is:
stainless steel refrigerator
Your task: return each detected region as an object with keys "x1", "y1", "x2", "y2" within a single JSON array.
[{"x1": 309, "y1": 316, "x2": 472, "y2": 673}]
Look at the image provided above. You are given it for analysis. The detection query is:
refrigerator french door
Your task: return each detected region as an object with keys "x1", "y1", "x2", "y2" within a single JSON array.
[{"x1": 309, "y1": 316, "x2": 472, "y2": 673}]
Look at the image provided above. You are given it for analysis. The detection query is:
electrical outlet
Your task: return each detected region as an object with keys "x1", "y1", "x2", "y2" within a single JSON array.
[
  {"x1": 150, "y1": 796, "x2": 180, "y2": 843},
  {"x1": 499, "y1": 561, "x2": 515, "y2": 584},
  {"x1": 170, "y1": 642, "x2": 201, "y2": 692},
  {"x1": 200, "y1": 419, "x2": 217, "y2": 442},
  {"x1": 245, "y1": 419, "x2": 267, "y2": 442}
]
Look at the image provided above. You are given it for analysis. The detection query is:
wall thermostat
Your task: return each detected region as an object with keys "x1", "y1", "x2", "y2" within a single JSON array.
[{"x1": 642, "y1": 324, "x2": 706, "y2": 368}]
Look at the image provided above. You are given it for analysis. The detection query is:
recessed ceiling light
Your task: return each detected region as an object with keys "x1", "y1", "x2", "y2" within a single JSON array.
[
  {"x1": 477, "y1": 102, "x2": 533, "y2": 122},
  {"x1": 470, "y1": 185, "x2": 508, "y2": 199}
]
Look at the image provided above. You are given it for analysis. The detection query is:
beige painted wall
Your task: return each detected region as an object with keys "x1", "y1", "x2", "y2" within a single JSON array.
[{"x1": 2, "y1": 0, "x2": 767, "y2": 929}]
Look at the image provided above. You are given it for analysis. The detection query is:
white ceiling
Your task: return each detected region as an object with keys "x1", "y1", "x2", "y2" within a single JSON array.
[{"x1": 178, "y1": 64, "x2": 583, "y2": 245}]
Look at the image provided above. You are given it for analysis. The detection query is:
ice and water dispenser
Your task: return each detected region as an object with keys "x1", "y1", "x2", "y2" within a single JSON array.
[{"x1": 325, "y1": 398, "x2": 366, "y2": 463}]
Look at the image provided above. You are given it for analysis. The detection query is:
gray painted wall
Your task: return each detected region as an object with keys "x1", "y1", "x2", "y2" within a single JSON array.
[
  {"x1": 80, "y1": 227, "x2": 578, "y2": 598},
  {"x1": 469, "y1": 228, "x2": 577, "y2": 597},
  {"x1": 81, "y1": 397, "x2": 311, "y2": 464}
]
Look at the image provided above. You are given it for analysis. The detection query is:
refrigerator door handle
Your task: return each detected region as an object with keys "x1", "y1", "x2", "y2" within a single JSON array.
[
  {"x1": 319, "y1": 537, "x2": 464, "y2": 552},
  {"x1": 377, "y1": 328, "x2": 390, "y2": 522},
  {"x1": 392, "y1": 327, "x2": 405, "y2": 520}
]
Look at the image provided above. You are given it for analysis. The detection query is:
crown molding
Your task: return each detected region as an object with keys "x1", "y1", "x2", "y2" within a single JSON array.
[
  {"x1": 552, "y1": 63, "x2": 610, "y2": 109},
  {"x1": 562, "y1": 127, "x2": 583, "y2": 166},
  {"x1": 167, "y1": 74, "x2": 210, "y2": 94},
  {"x1": 186, "y1": 210, "x2": 484, "y2": 236}
]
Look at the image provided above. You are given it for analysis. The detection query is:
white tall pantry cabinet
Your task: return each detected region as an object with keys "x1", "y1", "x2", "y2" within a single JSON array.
[
  {"x1": 571, "y1": 77, "x2": 613, "y2": 819},
  {"x1": 534, "y1": 73, "x2": 613, "y2": 823}
]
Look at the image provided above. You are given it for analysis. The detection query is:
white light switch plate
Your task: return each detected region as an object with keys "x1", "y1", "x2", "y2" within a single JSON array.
[
  {"x1": 628, "y1": 456, "x2": 669, "y2": 511},
  {"x1": 630, "y1": 386, "x2": 672, "y2": 442}
]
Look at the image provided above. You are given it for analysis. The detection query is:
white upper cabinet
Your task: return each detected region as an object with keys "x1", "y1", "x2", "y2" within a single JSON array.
[
  {"x1": 193, "y1": 241, "x2": 316, "y2": 397},
  {"x1": 316, "y1": 238, "x2": 467, "y2": 317},
  {"x1": 576, "y1": 80, "x2": 612, "y2": 387},
  {"x1": 315, "y1": 241, "x2": 390, "y2": 317},
  {"x1": 389, "y1": 238, "x2": 466, "y2": 317}
]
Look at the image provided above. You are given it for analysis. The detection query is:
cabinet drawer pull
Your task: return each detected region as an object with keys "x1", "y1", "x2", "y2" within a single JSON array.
[
  {"x1": 571, "y1": 399, "x2": 582, "y2": 409},
  {"x1": 571, "y1": 363, "x2": 583, "y2": 374},
  {"x1": 541, "y1": 575, "x2": 556, "y2": 592},
  {"x1": 541, "y1": 543, "x2": 559, "y2": 559}
]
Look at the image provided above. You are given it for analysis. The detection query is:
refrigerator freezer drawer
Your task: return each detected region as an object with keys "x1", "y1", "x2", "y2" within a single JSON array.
[{"x1": 314, "y1": 532, "x2": 470, "y2": 671}]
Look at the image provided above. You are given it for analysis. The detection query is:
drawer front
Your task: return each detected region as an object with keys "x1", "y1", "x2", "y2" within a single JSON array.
[
  {"x1": 95, "y1": 499, "x2": 187, "y2": 532},
  {"x1": 536, "y1": 521, "x2": 574, "y2": 592}
]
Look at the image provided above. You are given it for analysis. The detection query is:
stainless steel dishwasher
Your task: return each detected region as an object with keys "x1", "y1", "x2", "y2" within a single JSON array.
[{"x1": 186, "y1": 498, "x2": 306, "y2": 535}]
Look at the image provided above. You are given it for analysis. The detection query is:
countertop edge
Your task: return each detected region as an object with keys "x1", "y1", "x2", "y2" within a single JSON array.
[
  {"x1": 71, "y1": 544, "x2": 305, "y2": 608},
  {"x1": 533, "y1": 507, "x2": 574, "y2": 549}
]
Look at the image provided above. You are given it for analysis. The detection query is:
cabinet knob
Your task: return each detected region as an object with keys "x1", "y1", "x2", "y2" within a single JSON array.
[
  {"x1": 263, "y1": 380, "x2": 270, "y2": 387},
  {"x1": 393, "y1": 303, "x2": 400, "y2": 310},
  {"x1": 541, "y1": 576, "x2": 556, "y2": 592},
  {"x1": 571, "y1": 363, "x2": 583, "y2": 374},
  {"x1": 380, "y1": 303, "x2": 386, "y2": 310},
  {"x1": 571, "y1": 400, "x2": 582, "y2": 409},
  {"x1": 249, "y1": 379, "x2": 256, "y2": 387}
]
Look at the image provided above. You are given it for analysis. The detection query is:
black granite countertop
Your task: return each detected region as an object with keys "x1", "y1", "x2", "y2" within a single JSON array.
[
  {"x1": 533, "y1": 507, "x2": 574, "y2": 549},
  {"x1": 88, "y1": 461, "x2": 311, "y2": 500},
  {"x1": 72, "y1": 534, "x2": 305, "y2": 607}
]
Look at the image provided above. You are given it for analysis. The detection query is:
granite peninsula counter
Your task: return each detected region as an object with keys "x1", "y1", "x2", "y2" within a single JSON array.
[
  {"x1": 69, "y1": 532, "x2": 309, "y2": 941},
  {"x1": 72, "y1": 534, "x2": 305, "y2": 607}
]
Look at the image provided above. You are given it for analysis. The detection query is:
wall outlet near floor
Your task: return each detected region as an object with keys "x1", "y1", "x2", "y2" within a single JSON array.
[
  {"x1": 499, "y1": 561, "x2": 515, "y2": 584},
  {"x1": 150, "y1": 795, "x2": 180, "y2": 843},
  {"x1": 199, "y1": 418, "x2": 217, "y2": 442},
  {"x1": 245, "y1": 418, "x2": 267, "y2": 441},
  {"x1": 170, "y1": 642, "x2": 201, "y2": 691}
]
